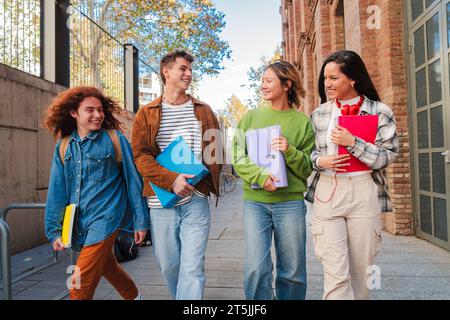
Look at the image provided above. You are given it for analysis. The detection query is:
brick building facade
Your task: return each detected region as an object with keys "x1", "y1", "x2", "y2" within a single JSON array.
[{"x1": 281, "y1": 0, "x2": 450, "y2": 250}]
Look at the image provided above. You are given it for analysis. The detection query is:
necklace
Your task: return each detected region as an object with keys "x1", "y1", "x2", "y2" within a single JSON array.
[
  {"x1": 163, "y1": 95, "x2": 190, "y2": 106},
  {"x1": 336, "y1": 96, "x2": 364, "y2": 115}
]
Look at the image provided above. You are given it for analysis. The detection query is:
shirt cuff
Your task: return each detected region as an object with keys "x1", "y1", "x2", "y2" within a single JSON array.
[
  {"x1": 134, "y1": 219, "x2": 150, "y2": 232},
  {"x1": 347, "y1": 136, "x2": 366, "y2": 158},
  {"x1": 283, "y1": 144, "x2": 296, "y2": 159},
  {"x1": 165, "y1": 171, "x2": 180, "y2": 192},
  {"x1": 257, "y1": 172, "x2": 271, "y2": 188},
  {"x1": 315, "y1": 157, "x2": 322, "y2": 170},
  {"x1": 134, "y1": 225, "x2": 149, "y2": 232},
  {"x1": 49, "y1": 232, "x2": 62, "y2": 244}
]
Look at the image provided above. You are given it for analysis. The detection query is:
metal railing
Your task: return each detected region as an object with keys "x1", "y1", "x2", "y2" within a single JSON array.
[
  {"x1": 0, "y1": 203, "x2": 77, "y2": 300},
  {"x1": 68, "y1": 2, "x2": 125, "y2": 105},
  {"x1": 1, "y1": 204, "x2": 45, "y2": 300},
  {"x1": 0, "y1": 0, "x2": 41, "y2": 76},
  {"x1": 1, "y1": 0, "x2": 161, "y2": 112}
]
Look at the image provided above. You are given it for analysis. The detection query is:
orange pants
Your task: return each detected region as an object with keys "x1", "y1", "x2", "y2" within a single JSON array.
[{"x1": 69, "y1": 230, "x2": 138, "y2": 300}]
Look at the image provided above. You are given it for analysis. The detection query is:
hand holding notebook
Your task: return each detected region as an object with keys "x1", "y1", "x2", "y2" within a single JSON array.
[
  {"x1": 150, "y1": 136, "x2": 209, "y2": 208},
  {"x1": 337, "y1": 115, "x2": 378, "y2": 172},
  {"x1": 245, "y1": 125, "x2": 288, "y2": 189}
]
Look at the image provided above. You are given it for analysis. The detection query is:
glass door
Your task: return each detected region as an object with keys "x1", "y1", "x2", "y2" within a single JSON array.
[{"x1": 409, "y1": 0, "x2": 450, "y2": 250}]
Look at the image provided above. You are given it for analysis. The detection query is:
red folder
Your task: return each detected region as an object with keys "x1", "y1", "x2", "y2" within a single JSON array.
[{"x1": 338, "y1": 115, "x2": 378, "y2": 172}]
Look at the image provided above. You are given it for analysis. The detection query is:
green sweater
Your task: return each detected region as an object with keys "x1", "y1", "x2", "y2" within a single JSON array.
[{"x1": 232, "y1": 107, "x2": 315, "y2": 203}]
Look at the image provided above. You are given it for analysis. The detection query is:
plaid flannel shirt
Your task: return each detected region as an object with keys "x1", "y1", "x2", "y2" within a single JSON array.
[{"x1": 304, "y1": 97, "x2": 399, "y2": 212}]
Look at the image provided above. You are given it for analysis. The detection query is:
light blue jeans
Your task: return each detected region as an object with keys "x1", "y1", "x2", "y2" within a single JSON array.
[
  {"x1": 149, "y1": 194, "x2": 211, "y2": 300},
  {"x1": 243, "y1": 199, "x2": 307, "y2": 300}
]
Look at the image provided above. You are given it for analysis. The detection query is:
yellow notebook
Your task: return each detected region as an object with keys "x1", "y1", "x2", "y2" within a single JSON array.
[{"x1": 61, "y1": 204, "x2": 77, "y2": 248}]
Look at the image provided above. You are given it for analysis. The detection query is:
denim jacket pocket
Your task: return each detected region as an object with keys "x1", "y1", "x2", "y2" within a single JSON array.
[
  {"x1": 88, "y1": 153, "x2": 114, "y2": 182},
  {"x1": 63, "y1": 154, "x2": 76, "y2": 180}
]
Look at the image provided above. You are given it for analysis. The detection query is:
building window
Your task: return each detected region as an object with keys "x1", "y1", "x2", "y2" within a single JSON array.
[
  {"x1": 140, "y1": 76, "x2": 152, "y2": 89},
  {"x1": 143, "y1": 77, "x2": 152, "y2": 89}
]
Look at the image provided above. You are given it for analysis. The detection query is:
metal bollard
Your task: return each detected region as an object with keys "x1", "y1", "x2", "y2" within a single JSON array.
[
  {"x1": 0, "y1": 219, "x2": 12, "y2": 300},
  {"x1": 0, "y1": 203, "x2": 46, "y2": 300}
]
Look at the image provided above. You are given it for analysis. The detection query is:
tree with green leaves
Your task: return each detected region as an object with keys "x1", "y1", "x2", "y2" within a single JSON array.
[
  {"x1": 68, "y1": 1, "x2": 122, "y2": 101},
  {"x1": 1, "y1": 0, "x2": 231, "y2": 102},
  {"x1": 0, "y1": 0, "x2": 40, "y2": 76},
  {"x1": 72, "y1": 0, "x2": 231, "y2": 82}
]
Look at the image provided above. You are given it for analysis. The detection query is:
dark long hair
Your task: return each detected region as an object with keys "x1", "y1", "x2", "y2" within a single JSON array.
[
  {"x1": 43, "y1": 86, "x2": 127, "y2": 138},
  {"x1": 318, "y1": 50, "x2": 380, "y2": 103},
  {"x1": 265, "y1": 60, "x2": 305, "y2": 109}
]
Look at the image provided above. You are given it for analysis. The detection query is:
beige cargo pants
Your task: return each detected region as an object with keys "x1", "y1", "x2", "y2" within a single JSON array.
[{"x1": 311, "y1": 173, "x2": 382, "y2": 300}]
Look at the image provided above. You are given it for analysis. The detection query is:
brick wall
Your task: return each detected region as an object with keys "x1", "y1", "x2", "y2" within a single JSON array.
[
  {"x1": 344, "y1": 0, "x2": 362, "y2": 53},
  {"x1": 281, "y1": 0, "x2": 413, "y2": 235},
  {"x1": 330, "y1": 0, "x2": 345, "y2": 52}
]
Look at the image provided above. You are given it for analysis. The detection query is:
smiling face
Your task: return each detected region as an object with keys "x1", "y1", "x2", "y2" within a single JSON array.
[
  {"x1": 261, "y1": 67, "x2": 289, "y2": 102},
  {"x1": 323, "y1": 62, "x2": 358, "y2": 100},
  {"x1": 70, "y1": 96, "x2": 104, "y2": 138},
  {"x1": 163, "y1": 57, "x2": 193, "y2": 92}
]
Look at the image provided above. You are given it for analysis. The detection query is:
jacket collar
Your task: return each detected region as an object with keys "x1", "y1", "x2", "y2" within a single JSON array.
[
  {"x1": 145, "y1": 94, "x2": 209, "y2": 109},
  {"x1": 360, "y1": 95, "x2": 371, "y2": 114},
  {"x1": 69, "y1": 129, "x2": 101, "y2": 142}
]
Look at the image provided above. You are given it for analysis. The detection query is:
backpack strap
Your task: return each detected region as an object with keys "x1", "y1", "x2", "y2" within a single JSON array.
[
  {"x1": 59, "y1": 136, "x2": 70, "y2": 165},
  {"x1": 106, "y1": 129, "x2": 122, "y2": 165}
]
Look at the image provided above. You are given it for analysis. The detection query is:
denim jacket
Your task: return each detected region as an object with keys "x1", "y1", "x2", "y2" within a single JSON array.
[{"x1": 45, "y1": 129, "x2": 150, "y2": 249}]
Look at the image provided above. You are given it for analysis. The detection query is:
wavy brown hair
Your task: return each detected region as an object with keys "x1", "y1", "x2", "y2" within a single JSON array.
[
  {"x1": 43, "y1": 86, "x2": 127, "y2": 138},
  {"x1": 265, "y1": 60, "x2": 306, "y2": 109}
]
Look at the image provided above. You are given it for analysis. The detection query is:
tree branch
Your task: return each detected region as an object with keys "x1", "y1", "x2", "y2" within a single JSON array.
[{"x1": 70, "y1": 29, "x2": 89, "y2": 64}]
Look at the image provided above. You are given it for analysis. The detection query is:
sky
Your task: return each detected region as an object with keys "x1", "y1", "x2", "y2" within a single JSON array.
[{"x1": 196, "y1": 0, "x2": 282, "y2": 112}]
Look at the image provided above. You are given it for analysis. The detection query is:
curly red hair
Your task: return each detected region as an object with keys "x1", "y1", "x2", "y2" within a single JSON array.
[{"x1": 43, "y1": 86, "x2": 128, "y2": 138}]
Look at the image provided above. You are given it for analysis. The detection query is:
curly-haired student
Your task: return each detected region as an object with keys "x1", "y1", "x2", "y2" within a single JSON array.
[{"x1": 43, "y1": 86, "x2": 149, "y2": 300}]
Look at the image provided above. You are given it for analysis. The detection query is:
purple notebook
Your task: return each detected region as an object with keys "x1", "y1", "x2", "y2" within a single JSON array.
[{"x1": 245, "y1": 125, "x2": 288, "y2": 189}]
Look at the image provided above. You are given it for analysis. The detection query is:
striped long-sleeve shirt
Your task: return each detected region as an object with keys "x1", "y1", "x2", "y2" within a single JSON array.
[
  {"x1": 147, "y1": 100, "x2": 206, "y2": 209},
  {"x1": 305, "y1": 96, "x2": 399, "y2": 212}
]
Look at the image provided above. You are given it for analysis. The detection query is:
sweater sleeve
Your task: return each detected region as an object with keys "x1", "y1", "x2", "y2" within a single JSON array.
[
  {"x1": 232, "y1": 114, "x2": 270, "y2": 188},
  {"x1": 283, "y1": 121, "x2": 315, "y2": 180}
]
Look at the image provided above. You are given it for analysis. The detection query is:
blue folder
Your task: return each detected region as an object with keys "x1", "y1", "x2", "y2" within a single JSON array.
[{"x1": 150, "y1": 136, "x2": 209, "y2": 208}]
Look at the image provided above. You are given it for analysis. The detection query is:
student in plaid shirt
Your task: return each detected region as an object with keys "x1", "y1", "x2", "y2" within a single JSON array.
[{"x1": 306, "y1": 51, "x2": 399, "y2": 300}]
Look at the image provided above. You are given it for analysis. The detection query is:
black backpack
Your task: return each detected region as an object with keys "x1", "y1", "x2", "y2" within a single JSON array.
[{"x1": 114, "y1": 230, "x2": 139, "y2": 262}]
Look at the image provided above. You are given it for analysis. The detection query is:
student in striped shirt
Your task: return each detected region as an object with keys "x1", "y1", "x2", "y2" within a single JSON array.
[{"x1": 132, "y1": 49, "x2": 222, "y2": 300}]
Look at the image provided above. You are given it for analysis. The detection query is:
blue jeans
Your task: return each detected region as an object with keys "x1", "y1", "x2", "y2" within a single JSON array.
[
  {"x1": 243, "y1": 200, "x2": 307, "y2": 300},
  {"x1": 149, "y1": 194, "x2": 211, "y2": 300}
]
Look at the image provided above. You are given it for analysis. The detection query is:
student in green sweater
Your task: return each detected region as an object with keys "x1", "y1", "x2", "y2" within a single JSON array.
[{"x1": 232, "y1": 60, "x2": 315, "y2": 300}]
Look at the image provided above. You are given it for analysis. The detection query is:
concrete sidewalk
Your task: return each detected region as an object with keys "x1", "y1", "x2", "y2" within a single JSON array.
[{"x1": 3, "y1": 180, "x2": 450, "y2": 300}]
